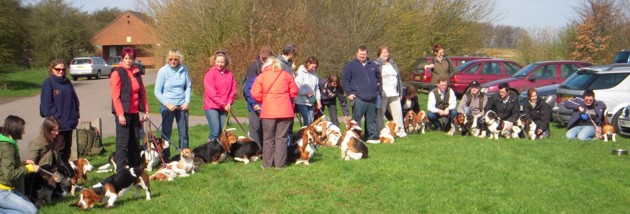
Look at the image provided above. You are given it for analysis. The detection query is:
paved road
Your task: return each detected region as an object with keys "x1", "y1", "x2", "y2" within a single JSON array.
[{"x1": 0, "y1": 70, "x2": 217, "y2": 159}]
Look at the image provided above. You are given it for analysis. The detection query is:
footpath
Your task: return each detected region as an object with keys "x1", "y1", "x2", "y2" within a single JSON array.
[{"x1": 0, "y1": 70, "x2": 249, "y2": 159}]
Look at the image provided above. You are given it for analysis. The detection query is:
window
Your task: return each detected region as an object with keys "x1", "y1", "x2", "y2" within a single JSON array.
[
  {"x1": 503, "y1": 62, "x2": 521, "y2": 75},
  {"x1": 533, "y1": 65, "x2": 555, "y2": 79},
  {"x1": 589, "y1": 73, "x2": 630, "y2": 90},
  {"x1": 561, "y1": 64, "x2": 579, "y2": 78},
  {"x1": 464, "y1": 64, "x2": 480, "y2": 74},
  {"x1": 482, "y1": 62, "x2": 500, "y2": 75}
]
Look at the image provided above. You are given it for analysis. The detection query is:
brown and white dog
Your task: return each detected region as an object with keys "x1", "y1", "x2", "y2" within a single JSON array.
[
  {"x1": 483, "y1": 110, "x2": 521, "y2": 139},
  {"x1": 74, "y1": 162, "x2": 150, "y2": 209},
  {"x1": 287, "y1": 126, "x2": 318, "y2": 165},
  {"x1": 54, "y1": 158, "x2": 94, "y2": 196},
  {"x1": 192, "y1": 139, "x2": 230, "y2": 164},
  {"x1": 313, "y1": 120, "x2": 343, "y2": 147},
  {"x1": 600, "y1": 112, "x2": 616, "y2": 142},
  {"x1": 339, "y1": 120, "x2": 369, "y2": 160},
  {"x1": 221, "y1": 129, "x2": 263, "y2": 164},
  {"x1": 377, "y1": 121, "x2": 397, "y2": 144},
  {"x1": 404, "y1": 111, "x2": 418, "y2": 134},
  {"x1": 166, "y1": 148, "x2": 195, "y2": 177},
  {"x1": 516, "y1": 115, "x2": 537, "y2": 140},
  {"x1": 448, "y1": 113, "x2": 479, "y2": 136},
  {"x1": 140, "y1": 137, "x2": 169, "y2": 172},
  {"x1": 413, "y1": 110, "x2": 429, "y2": 134}
]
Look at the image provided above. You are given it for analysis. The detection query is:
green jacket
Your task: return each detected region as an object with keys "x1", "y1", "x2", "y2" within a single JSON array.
[
  {"x1": 0, "y1": 134, "x2": 29, "y2": 193},
  {"x1": 27, "y1": 135, "x2": 61, "y2": 166}
]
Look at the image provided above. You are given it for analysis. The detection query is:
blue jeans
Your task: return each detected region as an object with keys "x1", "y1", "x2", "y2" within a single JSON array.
[
  {"x1": 0, "y1": 190, "x2": 37, "y2": 214},
  {"x1": 352, "y1": 98, "x2": 378, "y2": 140},
  {"x1": 427, "y1": 109, "x2": 458, "y2": 130},
  {"x1": 296, "y1": 104, "x2": 314, "y2": 126},
  {"x1": 205, "y1": 109, "x2": 227, "y2": 141},
  {"x1": 160, "y1": 105, "x2": 189, "y2": 159},
  {"x1": 566, "y1": 125, "x2": 595, "y2": 141}
]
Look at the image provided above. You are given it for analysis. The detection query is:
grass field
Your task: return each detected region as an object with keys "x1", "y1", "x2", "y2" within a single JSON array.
[
  {"x1": 39, "y1": 110, "x2": 630, "y2": 213},
  {"x1": 0, "y1": 65, "x2": 48, "y2": 96}
]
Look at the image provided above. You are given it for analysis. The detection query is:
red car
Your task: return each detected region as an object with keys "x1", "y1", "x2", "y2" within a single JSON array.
[
  {"x1": 409, "y1": 56, "x2": 489, "y2": 91},
  {"x1": 449, "y1": 59, "x2": 523, "y2": 96},
  {"x1": 481, "y1": 60, "x2": 592, "y2": 95}
]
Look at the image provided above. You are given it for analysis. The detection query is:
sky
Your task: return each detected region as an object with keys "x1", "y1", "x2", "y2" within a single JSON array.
[{"x1": 64, "y1": 0, "x2": 580, "y2": 29}]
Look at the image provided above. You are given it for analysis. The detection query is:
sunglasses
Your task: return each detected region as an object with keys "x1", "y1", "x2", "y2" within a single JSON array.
[{"x1": 53, "y1": 68, "x2": 66, "y2": 72}]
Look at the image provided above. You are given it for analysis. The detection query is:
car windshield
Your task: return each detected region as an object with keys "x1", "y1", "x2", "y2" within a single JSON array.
[
  {"x1": 456, "y1": 61, "x2": 476, "y2": 72},
  {"x1": 72, "y1": 59, "x2": 91, "y2": 65},
  {"x1": 613, "y1": 51, "x2": 630, "y2": 63},
  {"x1": 511, "y1": 63, "x2": 538, "y2": 78}
]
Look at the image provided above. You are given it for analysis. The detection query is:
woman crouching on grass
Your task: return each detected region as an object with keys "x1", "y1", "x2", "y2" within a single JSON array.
[
  {"x1": 26, "y1": 116, "x2": 62, "y2": 165},
  {"x1": 251, "y1": 57, "x2": 298, "y2": 169},
  {"x1": 0, "y1": 115, "x2": 40, "y2": 214}
]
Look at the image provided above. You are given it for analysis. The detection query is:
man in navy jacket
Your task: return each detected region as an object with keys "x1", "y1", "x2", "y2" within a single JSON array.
[{"x1": 342, "y1": 46, "x2": 381, "y2": 142}]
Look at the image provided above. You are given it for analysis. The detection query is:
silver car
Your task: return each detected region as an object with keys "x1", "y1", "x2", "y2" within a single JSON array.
[
  {"x1": 553, "y1": 64, "x2": 630, "y2": 135},
  {"x1": 617, "y1": 105, "x2": 630, "y2": 136},
  {"x1": 69, "y1": 57, "x2": 112, "y2": 81}
]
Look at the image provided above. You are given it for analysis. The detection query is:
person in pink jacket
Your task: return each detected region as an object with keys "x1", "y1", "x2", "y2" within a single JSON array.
[
  {"x1": 204, "y1": 51, "x2": 237, "y2": 141},
  {"x1": 251, "y1": 56, "x2": 298, "y2": 169}
]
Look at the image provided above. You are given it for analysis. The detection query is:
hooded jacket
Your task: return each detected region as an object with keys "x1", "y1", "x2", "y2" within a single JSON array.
[
  {"x1": 40, "y1": 75, "x2": 80, "y2": 131},
  {"x1": 294, "y1": 65, "x2": 320, "y2": 106},
  {"x1": 0, "y1": 134, "x2": 34, "y2": 192},
  {"x1": 565, "y1": 97, "x2": 607, "y2": 129},
  {"x1": 203, "y1": 65, "x2": 237, "y2": 111}
]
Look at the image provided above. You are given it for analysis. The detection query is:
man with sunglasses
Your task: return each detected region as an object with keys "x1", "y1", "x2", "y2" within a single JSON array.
[{"x1": 565, "y1": 89, "x2": 607, "y2": 141}]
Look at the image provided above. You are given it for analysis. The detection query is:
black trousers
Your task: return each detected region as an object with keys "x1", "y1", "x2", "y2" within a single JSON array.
[
  {"x1": 114, "y1": 113, "x2": 142, "y2": 170},
  {"x1": 55, "y1": 130, "x2": 73, "y2": 162}
]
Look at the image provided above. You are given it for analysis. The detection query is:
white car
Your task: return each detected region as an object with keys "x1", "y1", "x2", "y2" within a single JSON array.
[
  {"x1": 69, "y1": 57, "x2": 112, "y2": 81},
  {"x1": 553, "y1": 64, "x2": 630, "y2": 136}
]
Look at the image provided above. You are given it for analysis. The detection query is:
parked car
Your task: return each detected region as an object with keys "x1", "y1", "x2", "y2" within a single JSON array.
[
  {"x1": 617, "y1": 105, "x2": 630, "y2": 136},
  {"x1": 409, "y1": 56, "x2": 490, "y2": 91},
  {"x1": 553, "y1": 64, "x2": 630, "y2": 132},
  {"x1": 449, "y1": 59, "x2": 523, "y2": 96},
  {"x1": 519, "y1": 84, "x2": 559, "y2": 117},
  {"x1": 481, "y1": 60, "x2": 592, "y2": 95},
  {"x1": 613, "y1": 50, "x2": 630, "y2": 63},
  {"x1": 69, "y1": 56, "x2": 112, "y2": 81},
  {"x1": 108, "y1": 56, "x2": 146, "y2": 75}
]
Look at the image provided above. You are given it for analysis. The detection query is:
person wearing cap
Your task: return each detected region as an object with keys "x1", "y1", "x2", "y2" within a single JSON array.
[
  {"x1": 565, "y1": 89, "x2": 607, "y2": 141},
  {"x1": 244, "y1": 45, "x2": 274, "y2": 146},
  {"x1": 427, "y1": 78, "x2": 457, "y2": 131},
  {"x1": 523, "y1": 87, "x2": 551, "y2": 139},
  {"x1": 457, "y1": 80, "x2": 487, "y2": 119}
]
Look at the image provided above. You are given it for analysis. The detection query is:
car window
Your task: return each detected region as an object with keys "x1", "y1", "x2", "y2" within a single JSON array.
[
  {"x1": 589, "y1": 73, "x2": 630, "y2": 90},
  {"x1": 72, "y1": 59, "x2": 90, "y2": 65},
  {"x1": 614, "y1": 51, "x2": 630, "y2": 63},
  {"x1": 482, "y1": 62, "x2": 501, "y2": 75},
  {"x1": 512, "y1": 63, "x2": 538, "y2": 78},
  {"x1": 560, "y1": 72, "x2": 594, "y2": 89},
  {"x1": 533, "y1": 65, "x2": 555, "y2": 79},
  {"x1": 464, "y1": 64, "x2": 481, "y2": 74},
  {"x1": 504, "y1": 62, "x2": 521, "y2": 75},
  {"x1": 560, "y1": 64, "x2": 579, "y2": 78}
]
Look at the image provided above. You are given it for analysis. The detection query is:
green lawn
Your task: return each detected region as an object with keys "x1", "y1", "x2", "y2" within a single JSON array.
[
  {"x1": 39, "y1": 114, "x2": 630, "y2": 213},
  {"x1": 0, "y1": 65, "x2": 48, "y2": 96}
]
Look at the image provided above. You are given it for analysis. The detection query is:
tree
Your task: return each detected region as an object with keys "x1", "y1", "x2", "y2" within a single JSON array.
[
  {"x1": 570, "y1": 0, "x2": 624, "y2": 64},
  {"x1": 0, "y1": 0, "x2": 24, "y2": 64}
]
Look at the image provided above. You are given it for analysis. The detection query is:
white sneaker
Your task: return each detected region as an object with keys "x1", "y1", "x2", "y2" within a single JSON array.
[
  {"x1": 366, "y1": 139, "x2": 381, "y2": 144},
  {"x1": 396, "y1": 132, "x2": 407, "y2": 138}
]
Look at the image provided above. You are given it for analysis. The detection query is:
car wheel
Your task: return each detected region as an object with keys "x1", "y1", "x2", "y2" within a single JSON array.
[
  {"x1": 613, "y1": 110, "x2": 622, "y2": 134},
  {"x1": 96, "y1": 70, "x2": 101, "y2": 79},
  {"x1": 72, "y1": 76, "x2": 78, "y2": 81}
]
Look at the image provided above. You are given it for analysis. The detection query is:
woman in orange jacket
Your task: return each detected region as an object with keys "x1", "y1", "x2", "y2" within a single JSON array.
[{"x1": 251, "y1": 56, "x2": 298, "y2": 169}]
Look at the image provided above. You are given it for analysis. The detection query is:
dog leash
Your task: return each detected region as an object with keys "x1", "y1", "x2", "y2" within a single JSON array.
[
  {"x1": 228, "y1": 109, "x2": 248, "y2": 135},
  {"x1": 143, "y1": 119, "x2": 170, "y2": 166},
  {"x1": 145, "y1": 117, "x2": 180, "y2": 150}
]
